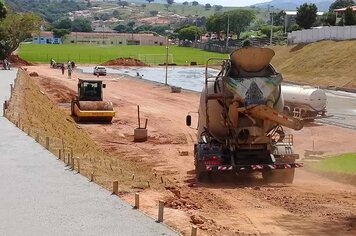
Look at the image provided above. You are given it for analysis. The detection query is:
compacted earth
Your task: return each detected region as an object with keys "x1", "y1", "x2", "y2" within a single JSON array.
[{"x1": 20, "y1": 65, "x2": 356, "y2": 235}]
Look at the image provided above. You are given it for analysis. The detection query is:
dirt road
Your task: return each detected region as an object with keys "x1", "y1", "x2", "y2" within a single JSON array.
[{"x1": 26, "y1": 65, "x2": 356, "y2": 235}]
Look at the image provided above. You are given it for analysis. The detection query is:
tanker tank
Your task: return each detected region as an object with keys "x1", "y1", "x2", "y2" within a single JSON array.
[{"x1": 282, "y1": 85, "x2": 328, "y2": 120}]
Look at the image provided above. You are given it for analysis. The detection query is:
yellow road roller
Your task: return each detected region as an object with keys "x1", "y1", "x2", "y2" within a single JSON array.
[{"x1": 71, "y1": 79, "x2": 115, "y2": 122}]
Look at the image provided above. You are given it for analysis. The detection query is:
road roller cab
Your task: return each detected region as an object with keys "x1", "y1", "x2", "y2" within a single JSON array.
[{"x1": 71, "y1": 79, "x2": 115, "y2": 123}]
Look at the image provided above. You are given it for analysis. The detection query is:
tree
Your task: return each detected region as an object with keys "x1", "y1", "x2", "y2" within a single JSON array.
[
  {"x1": 322, "y1": 12, "x2": 337, "y2": 25},
  {"x1": 127, "y1": 21, "x2": 136, "y2": 32},
  {"x1": 214, "y1": 5, "x2": 223, "y2": 12},
  {"x1": 0, "y1": 12, "x2": 41, "y2": 59},
  {"x1": 182, "y1": 1, "x2": 188, "y2": 5},
  {"x1": 71, "y1": 18, "x2": 92, "y2": 32},
  {"x1": 344, "y1": 6, "x2": 356, "y2": 25},
  {"x1": 192, "y1": 1, "x2": 199, "y2": 6},
  {"x1": 205, "y1": 4, "x2": 211, "y2": 10},
  {"x1": 273, "y1": 11, "x2": 286, "y2": 26},
  {"x1": 149, "y1": 10, "x2": 159, "y2": 16},
  {"x1": 54, "y1": 18, "x2": 72, "y2": 30},
  {"x1": 114, "y1": 24, "x2": 130, "y2": 33},
  {"x1": 223, "y1": 9, "x2": 256, "y2": 38},
  {"x1": 177, "y1": 25, "x2": 202, "y2": 41},
  {"x1": 113, "y1": 10, "x2": 120, "y2": 18},
  {"x1": 260, "y1": 25, "x2": 284, "y2": 37},
  {"x1": 119, "y1": 1, "x2": 129, "y2": 8},
  {"x1": 329, "y1": 0, "x2": 355, "y2": 11},
  {"x1": 165, "y1": 0, "x2": 174, "y2": 11},
  {"x1": 146, "y1": 0, "x2": 154, "y2": 3},
  {"x1": 52, "y1": 28, "x2": 70, "y2": 38},
  {"x1": 206, "y1": 14, "x2": 224, "y2": 39},
  {"x1": 0, "y1": 2, "x2": 7, "y2": 21},
  {"x1": 296, "y1": 3, "x2": 318, "y2": 29}
]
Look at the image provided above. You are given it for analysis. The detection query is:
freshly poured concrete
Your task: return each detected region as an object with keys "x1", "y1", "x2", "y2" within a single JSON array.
[{"x1": 0, "y1": 69, "x2": 178, "y2": 236}]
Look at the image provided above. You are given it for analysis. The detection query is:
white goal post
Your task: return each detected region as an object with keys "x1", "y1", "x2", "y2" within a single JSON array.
[{"x1": 138, "y1": 54, "x2": 174, "y2": 65}]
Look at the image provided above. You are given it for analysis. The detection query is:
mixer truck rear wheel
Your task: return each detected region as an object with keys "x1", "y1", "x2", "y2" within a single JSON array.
[
  {"x1": 262, "y1": 168, "x2": 295, "y2": 184},
  {"x1": 195, "y1": 165, "x2": 211, "y2": 182}
]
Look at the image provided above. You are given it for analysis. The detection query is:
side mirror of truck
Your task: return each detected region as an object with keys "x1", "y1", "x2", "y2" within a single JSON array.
[
  {"x1": 186, "y1": 115, "x2": 192, "y2": 126},
  {"x1": 103, "y1": 84, "x2": 106, "y2": 88}
]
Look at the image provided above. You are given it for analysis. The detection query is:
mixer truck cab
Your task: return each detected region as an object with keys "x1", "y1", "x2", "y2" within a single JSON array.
[{"x1": 187, "y1": 47, "x2": 304, "y2": 183}]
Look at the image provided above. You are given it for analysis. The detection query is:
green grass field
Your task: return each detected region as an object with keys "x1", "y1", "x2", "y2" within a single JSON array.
[
  {"x1": 314, "y1": 153, "x2": 356, "y2": 174},
  {"x1": 19, "y1": 44, "x2": 228, "y2": 65}
]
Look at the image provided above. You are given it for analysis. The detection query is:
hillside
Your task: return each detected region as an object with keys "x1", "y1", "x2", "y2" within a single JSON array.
[
  {"x1": 4, "y1": 0, "x2": 87, "y2": 22},
  {"x1": 253, "y1": 0, "x2": 333, "y2": 11},
  {"x1": 271, "y1": 40, "x2": 356, "y2": 88}
]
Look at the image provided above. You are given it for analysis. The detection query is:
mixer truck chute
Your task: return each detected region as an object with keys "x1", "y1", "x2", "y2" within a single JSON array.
[{"x1": 187, "y1": 47, "x2": 304, "y2": 183}]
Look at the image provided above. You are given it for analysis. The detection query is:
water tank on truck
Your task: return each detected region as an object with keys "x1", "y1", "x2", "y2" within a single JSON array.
[{"x1": 282, "y1": 85, "x2": 328, "y2": 120}]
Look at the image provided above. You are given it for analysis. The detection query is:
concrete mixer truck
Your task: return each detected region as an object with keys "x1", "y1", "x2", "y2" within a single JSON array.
[{"x1": 186, "y1": 47, "x2": 304, "y2": 183}]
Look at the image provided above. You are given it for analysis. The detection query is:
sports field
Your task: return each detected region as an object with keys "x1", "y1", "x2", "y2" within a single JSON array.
[
  {"x1": 316, "y1": 153, "x2": 356, "y2": 174},
  {"x1": 19, "y1": 44, "x2": 228, "y2": 65}
]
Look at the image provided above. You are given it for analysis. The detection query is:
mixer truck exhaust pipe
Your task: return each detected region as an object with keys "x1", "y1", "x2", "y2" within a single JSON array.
[{"x1": 187, "y1": 47, "x2": 304, "y2": 183}]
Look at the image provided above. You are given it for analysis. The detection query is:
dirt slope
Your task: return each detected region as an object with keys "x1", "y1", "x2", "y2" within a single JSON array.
[
  {"x1": 18, "y1": 65, "x2": 356, "y2": 235},
  {"x1": 271, "y1": 40, "x2": 356, "y2": 88}
]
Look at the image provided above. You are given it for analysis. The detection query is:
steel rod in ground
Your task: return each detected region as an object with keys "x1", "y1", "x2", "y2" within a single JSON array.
[
  {"x1": 191, "y1": 226, "x2": 198, "y2": 236},
  {"x1": 137, "y1": 105, "x2": 141, "y2": 128},
  {"x1": 70, "y1": 155, "x2": 74, "y2": 170},
  {"x1": 112, "y1": 181, "x2": 119, "y2": 195},
  {"x1": 45, "y1": 137, "x2": 50, "y2": 150},
  {"x1": 90, "y1": 172, "x2": 94, "y2": 182},
  {"x1": 2, "y1": 101, "x2": 5, "y2": 116},
  {"x1": 134, "y1": 193, "x2": 139, "y2": 209},
  {"x1": 157, "y1": 200, "x2": 165, "y2": 223},
  {"x1": 77, "y1": 157, "x2": 81, "y2": 173}
]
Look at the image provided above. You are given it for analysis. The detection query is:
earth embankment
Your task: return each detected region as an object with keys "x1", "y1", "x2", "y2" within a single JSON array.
[{"x1": 272, "y1": 40, "x2": 356, "y2": 89}]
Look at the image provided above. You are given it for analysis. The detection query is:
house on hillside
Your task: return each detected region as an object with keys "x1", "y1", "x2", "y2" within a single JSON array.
[
  {"x1": 334, "y1": 5, "x2": 356, "y2": 24},
  {"x1": 284, "y1": 11, "x2": 325, "y2": 32},
  {"x1": 32, "y1": 32, "x2": 62, "y2": 44}
]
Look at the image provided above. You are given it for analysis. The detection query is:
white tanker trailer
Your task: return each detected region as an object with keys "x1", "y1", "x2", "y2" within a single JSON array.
[
  {"x1": 282, "y1": 85, "x2": 328, "y2": 120},
  {"x1": 186, "y1": 47, "x2": 304, "y2": 183}
]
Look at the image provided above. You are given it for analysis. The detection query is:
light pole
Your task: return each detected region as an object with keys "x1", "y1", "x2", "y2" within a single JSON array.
[
  {"x1": 270, "y1": 6, "x2": 274, "y2": 46},
  {"x1": 165, "y1": 36, "x2": 169, "y2": 85},
  {"x1": 194, "y1": 15, "x2": 198, "y2": 47},
  {"x1": 225, "y1": 14, "x2": 230, "y2": 49}
]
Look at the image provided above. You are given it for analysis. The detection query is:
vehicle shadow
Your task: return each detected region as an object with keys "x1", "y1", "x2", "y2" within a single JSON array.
[{"x1": 185, "y1": 170, "x2": 291, "y2": 189}]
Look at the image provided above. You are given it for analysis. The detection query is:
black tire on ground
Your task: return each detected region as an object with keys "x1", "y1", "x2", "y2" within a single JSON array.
[
  {"x1": 262, "y1": 168, "x2": 295, "y2": 184},
  {"x1": 195, "y1": 164, "x2": 211, "y2": 182}
]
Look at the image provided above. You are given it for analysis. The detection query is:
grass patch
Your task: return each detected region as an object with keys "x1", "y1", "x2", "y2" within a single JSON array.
[
  {"x1": 19, "y1": 44, "x2": 228, "y2": 65},
  {"x1": 316, "y1": 153, "x2": 356, "y2": 174}
]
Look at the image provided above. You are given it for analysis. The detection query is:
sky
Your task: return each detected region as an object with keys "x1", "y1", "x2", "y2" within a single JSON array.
[{"x1": 176, "y1": 0, "x2": 269, "y2": 7}]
